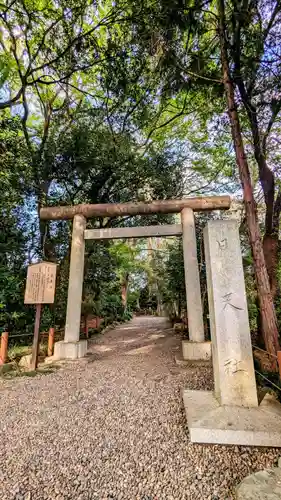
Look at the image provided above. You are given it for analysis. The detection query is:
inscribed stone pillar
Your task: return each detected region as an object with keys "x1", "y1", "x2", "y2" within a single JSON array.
[
  {"x1": 65, "y1": 214, "x2": 86, "y2": 343},
  {"x1": 203, "y1": 220, "x2": 258, "y2": 407},
  {"x1": 181, "y1": 208, "x2": 205, "y2": 342}
]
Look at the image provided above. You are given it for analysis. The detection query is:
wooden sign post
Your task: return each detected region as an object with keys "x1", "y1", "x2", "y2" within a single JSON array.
[{"x1": 24, "y1": 262, "x2": 57, "y2": 370}]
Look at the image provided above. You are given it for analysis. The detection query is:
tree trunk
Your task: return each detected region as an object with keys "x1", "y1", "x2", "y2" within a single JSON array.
[
  {"x1": 236, "y1": 93, "x2": 279, "y2": 298},
  {"x1": 121, "y1": 273, "x2": 129, "y2": 311},
  {"x1": 156, "y1": 287, "x2": 162, "y2": 316},
  {"x1": 267, "y1": 188, "x2": 281, "y2": 300},
  {"x1": 84, "y1": 314, "x2": 89, "y2": 338},
  {"x1": 37, "y1": 180, "x2": 51, "y2": 259},
  {"x1": 218, "y1": 0, "x2": 280, "y2": 369},
  {"x1": 263, "y1": 235, "x2": 279, "y2": 298},
  {"x1": 245, "y1": 105, "x2": 275, "y2": 234},
  {"x1": 231, "y1": 3, "x2": 281, "y2": 307}
]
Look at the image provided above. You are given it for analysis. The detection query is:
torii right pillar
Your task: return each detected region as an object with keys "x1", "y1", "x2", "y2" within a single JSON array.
[
  {"x1": 183, "y1": 219, "x2": 281, "y2": 447},
  {"x1": 181, "y1": 208, "x2": 211, "y2": 361}
]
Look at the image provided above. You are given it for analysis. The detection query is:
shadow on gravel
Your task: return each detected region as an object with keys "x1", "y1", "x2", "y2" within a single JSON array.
[
  {"x1": 87, "y1": 326, "x2": 175, "y2": 364},
  {"x1": 0, "y1": 365, "x2": 61, "y2": 379}
]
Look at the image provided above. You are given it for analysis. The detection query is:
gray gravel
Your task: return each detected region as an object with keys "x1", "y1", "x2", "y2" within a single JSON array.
[{"x1": 0, "y1": 316, "x2": 280, "y2": 500}]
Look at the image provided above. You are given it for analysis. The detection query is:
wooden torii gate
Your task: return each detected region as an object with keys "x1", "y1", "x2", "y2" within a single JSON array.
[{"x1": 40, "y1": 195, "x2": 230, "y2": 360}]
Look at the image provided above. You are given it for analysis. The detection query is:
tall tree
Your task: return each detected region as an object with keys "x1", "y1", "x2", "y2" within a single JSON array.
[
  {"x1": 226, "y1": 0, "x2": 281, "y2": 297},
  {"x1": 217, "y1": 0, "x2": 280, "y2": 367}
]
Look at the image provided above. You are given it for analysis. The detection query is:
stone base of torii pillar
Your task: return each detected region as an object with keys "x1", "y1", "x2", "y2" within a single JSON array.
[
  {"x1": 183, "y1": 220, "x2": 281, "y2": 447},
  {"x1": 181, "y1": 340, "x2": 212, "y2": 361},
  {"x1": 54, "y1": 340, "x2": 87, "y2": 360}
]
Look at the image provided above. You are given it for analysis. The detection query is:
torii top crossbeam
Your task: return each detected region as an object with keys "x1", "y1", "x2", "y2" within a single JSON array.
[{"x1": 40, "y1": 195, "x2": 231, "y2": 220}]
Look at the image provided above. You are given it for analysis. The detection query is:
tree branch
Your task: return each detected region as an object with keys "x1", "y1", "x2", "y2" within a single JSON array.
[
  {"x1": 273, "y1": 187, "x2": 281, "y2": 235},
  {"x1": 263, "y1": 1, "x2": 281, "y2": 43},
  {"x1": 262, "y1": 99, "x2": 281, "y2": 153},
  {"x1": 29, "y1": 9, "x2": 123, "y2": 76},
  {"x1": 0, "y1": 88, "x2": 24, "y2": 109}
]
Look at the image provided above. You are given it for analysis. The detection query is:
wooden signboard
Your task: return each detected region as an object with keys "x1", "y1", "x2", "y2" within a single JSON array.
[
  {"x1": 24, "y1": 262, "x2": 57, "y2": 305},
  {"x1": 24, "y1": 262, "x2": 57, "y2": 370}
]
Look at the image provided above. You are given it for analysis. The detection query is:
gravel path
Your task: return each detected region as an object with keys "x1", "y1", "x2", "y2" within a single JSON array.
[{"x1": 0, "y1": 316, "x2": 280, "y2": 500}]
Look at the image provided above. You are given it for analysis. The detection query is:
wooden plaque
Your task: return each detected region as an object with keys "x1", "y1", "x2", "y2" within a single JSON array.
[{"x1": 24, "y1": 262, "x2": 57, "y2": 304}]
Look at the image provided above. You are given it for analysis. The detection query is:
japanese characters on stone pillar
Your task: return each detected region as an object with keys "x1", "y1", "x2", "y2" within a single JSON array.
[{"x1": 203, "y1": 220, "x2": 258, "y2": 407}]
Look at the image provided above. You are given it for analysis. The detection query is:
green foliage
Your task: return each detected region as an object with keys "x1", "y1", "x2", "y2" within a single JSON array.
[{"x1": 0, "y1": 117, "x2": 31, "y2": 331}]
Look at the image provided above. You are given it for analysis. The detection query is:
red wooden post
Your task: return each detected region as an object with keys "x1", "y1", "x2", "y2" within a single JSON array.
[
  {"x1": 30, "y1": 304, "x2": 42, "y2": 370},
  {"x1": 48, "y1": 327, "x2": 55, "y2": 357},
  {"x1": 277, "y1": 351, "x2": 281, "y2": 380},
  {"x1": 0, "y1": 332, "x2": 8, "y2": 365}
]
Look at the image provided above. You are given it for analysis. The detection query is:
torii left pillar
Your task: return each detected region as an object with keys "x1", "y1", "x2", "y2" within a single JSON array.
[{"x1": 54, "y1": 214, "x2": 88, "y2": 359}]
